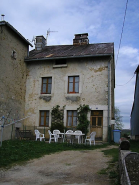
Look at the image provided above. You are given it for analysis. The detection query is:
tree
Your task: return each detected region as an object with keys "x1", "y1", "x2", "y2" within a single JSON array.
[{"x1": 114, "y1": 107, "x2": 124, "y2": 129}]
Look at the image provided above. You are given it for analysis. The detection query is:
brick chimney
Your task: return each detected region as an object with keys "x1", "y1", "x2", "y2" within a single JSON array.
[
  {"x1": 35, "y1": 35, "x2": 46, "y2": 50},
  {"x1": 73, "y1": 33, "x2": 89, "y2": 45}
]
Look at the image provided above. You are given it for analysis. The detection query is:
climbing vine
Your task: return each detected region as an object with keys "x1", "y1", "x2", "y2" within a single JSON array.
[
  {"x1": 76, "y1": 104, "x2": 91, "y2": 136},
  {"x1": 51, "y1": 105, "x2": 61, "y2": 119},
  {"x1": 51, "y1": 105, "x2": 65, "y2": 132}
]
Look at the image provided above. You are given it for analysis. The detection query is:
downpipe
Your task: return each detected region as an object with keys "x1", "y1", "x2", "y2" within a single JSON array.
[{"x1": 107, "y1": 56, "x2": 112, "y2": 142}]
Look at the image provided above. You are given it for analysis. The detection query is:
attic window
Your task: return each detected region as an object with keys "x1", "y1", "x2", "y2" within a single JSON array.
[
  {"x1": 11, "y1": 50, "x2": 17, "y2": 59},
  {"x1": 55, "y1": 59, "x2": 67, "y2": 65}
]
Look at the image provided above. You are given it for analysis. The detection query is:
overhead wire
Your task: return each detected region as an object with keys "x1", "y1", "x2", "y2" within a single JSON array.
[
  {"x1": 115, "y1": 0, "x2": 135, "y2": 87},
  {"x1": 116, "y1": 73, "x2": 135, "y2": 86},
  {"x1": 115, "y1": 0, "x2": 128, "y2": 67}
]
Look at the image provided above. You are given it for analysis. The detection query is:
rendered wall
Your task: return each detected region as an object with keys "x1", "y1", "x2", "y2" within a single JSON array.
[{"x1": 25, "y1": 57, "x2": 114, "y2": 141}]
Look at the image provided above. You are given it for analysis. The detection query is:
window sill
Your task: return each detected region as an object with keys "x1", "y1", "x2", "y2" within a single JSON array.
[
  {"x1": 37, "y1": 126, "x2": 49, "y2": 129},
  {"x1": 65, "y1": 93, "x2": 81, "y2": 96},
  {"x1": 40, "y1": 94, "x2": 52, "y2": 97},
  {"x1": 53, "y1": 64, "x2": 67, "y2": 68}
]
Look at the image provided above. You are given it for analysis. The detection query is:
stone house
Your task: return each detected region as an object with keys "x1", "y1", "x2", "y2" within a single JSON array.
[
  {"x1": 24, "y1": 33, "x2": 115, "y2": 141},
  {"x1": 131, "y1": 65, "x2": 139, "y2": 140},
  {"x1": 0, "y1": 21, "x2": 32, "y2": 140}
]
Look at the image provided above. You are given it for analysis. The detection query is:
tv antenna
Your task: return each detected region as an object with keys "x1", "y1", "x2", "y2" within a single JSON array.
[
  {"x1": 32, "y1": 36, "x2": 36, "y2": 45},
  {"x1": 46, "y1": 28, "x2": 58, "y2": 46}
]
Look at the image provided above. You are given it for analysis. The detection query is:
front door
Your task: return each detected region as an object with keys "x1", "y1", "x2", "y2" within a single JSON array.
[{"x1": 90, "y1": 110, "x2": 103, "y2": 141}]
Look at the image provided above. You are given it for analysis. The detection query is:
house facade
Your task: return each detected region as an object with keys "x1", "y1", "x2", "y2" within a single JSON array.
[
  {"x1": 0, "y1": 21, "x2": 32, "y2": 140},
  {"x1": 131, "y1": 65, "x2": 139, "y2": 140},
  {"x1": 24, "y1": 34, "x2": 115, "y2": 141}
]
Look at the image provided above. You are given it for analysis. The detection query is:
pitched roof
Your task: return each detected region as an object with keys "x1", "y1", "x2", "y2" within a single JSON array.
[
  {"x1": 25, "y1": 42, "x2": 114, "y2": 61},
  {"x1": 0, "y1": 21, "x2": 33, "y2": 47}
]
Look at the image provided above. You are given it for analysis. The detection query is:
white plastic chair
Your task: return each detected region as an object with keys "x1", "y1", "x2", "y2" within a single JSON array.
[
  {"x1": 66, "y1": 130, "x2": 73, "y2": 143},
  {"x1": 34, "y1": 130, "x2": 45, "y2": 141},
  {"x1": 48, "y1": 130, "x2": 58, "y2": 143},
  {"x1": 53, "y1": 129, "x2": 63, "y2": 142},
  {"x1": 85, "y1": 132, "x2": 96, "y2": 145},
  {"x1": 74, "y1": 130, "x2": 82, "y2": 144}
]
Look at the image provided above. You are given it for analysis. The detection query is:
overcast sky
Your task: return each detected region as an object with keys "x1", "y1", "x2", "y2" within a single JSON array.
[{"x1": 1, "y1": 0, "x2": 139, "y2": 129}]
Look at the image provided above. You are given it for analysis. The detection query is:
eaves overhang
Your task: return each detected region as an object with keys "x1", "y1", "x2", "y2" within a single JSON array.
[
  {"x1": 0, "y1": 21, "x2": 33, "y2": 47},
  {"x1": 24, "y1": 53, "x2": 113, "y2": 62}
]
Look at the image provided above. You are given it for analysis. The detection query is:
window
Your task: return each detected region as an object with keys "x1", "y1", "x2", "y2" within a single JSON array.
[
  {"x1": 55, "y1": 59, "x2": 67, "y2": 65},
  {"x1": 11, "y1": 50, "x2": 17, "y2": 59},
  {"x1": 67, "y1": 110, "x2": 77, "y2": 127},
  {"x1": 68, "y1": 76, "x2": 79, "y2": 93},
  {"x1": 40, "y1": 111, "x2": 49, "y2": 127},
  {"x1": 41, "y1": 77, "x2": 52, "y2": 94}
]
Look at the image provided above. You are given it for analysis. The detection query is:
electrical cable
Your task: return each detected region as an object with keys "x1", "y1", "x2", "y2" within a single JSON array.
[
  {"x1": 116, "y1": 73, "x2": 135, "y2": 86},
  {"x1": 115, "y1": 0, "x2": 128, "y2": 67},
  {"x1": 4, "y1": 115, "x2": 32, "y2": 127}
]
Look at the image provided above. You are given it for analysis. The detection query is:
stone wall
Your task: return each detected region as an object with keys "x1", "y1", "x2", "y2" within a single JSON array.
[
  {"x1": 119, "y1": 149, "x2": 139, "y2": 185},
  {"x1": 0, "y1": 24, "x2": 28, "y2": 140}
]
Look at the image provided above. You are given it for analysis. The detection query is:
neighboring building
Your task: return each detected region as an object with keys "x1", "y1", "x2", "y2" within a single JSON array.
[
  {"x1": 131, "y1": 65, "x2": 139, "y2": 140},
  {"x1": 24, "y1": 33, "x2": 115, "y2": 141},
  {"x1": 0, "y1": 21, "x2": 32, "y2": 140}
]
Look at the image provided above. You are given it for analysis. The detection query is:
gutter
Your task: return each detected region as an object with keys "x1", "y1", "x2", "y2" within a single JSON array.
[{"x1": 24, "y1": 53, "x2": 112, "y2": 62}]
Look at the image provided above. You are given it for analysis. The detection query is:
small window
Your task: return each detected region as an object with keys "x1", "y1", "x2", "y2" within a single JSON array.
[
  {"x1": 67, "y1": 110, "x2": 77, "y2": 127},
  {"x1": 68, "y1": 76, "x2": 79, "y2": 93},
  {"x1": 40, "y1": 110, "x2": 49, "y2": 127},
  {"x1": 41, "y1": 77, "x2": 52, "y2": 94},
  {"x1": 91, "y1": 110, "x2": 103, "y2": 116},
  {"x1": 11, "y1": 50, "x2": 17, "y2": 59},
  {"x1": 55, "y1": 59, "x2": 67, "y2": 65}
]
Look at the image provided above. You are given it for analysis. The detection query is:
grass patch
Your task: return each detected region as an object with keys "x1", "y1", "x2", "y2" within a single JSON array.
[
  {"x1": 65, "y1": 163, "x2": 72, "y2": 166},
  {"x1": 102, "y1": 148, "x2": 119, "y2": 163},
  {"x1": 0, "y1": 140, "x2": 108, "y2": 168},
  {"x1": 129, "y1": 140, "x2": 139, "y2": 153},
  {"x1": 100, "y1": 147, "x2": 120, "y2": 185},
  {"x1": 99, "y1": 168, "x2": 107, "y2": 174}
]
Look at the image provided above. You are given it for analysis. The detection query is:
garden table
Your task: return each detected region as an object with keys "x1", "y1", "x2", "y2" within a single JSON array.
[{"x1": 58, "y1": 132, "x2": 85, "y2": 144}]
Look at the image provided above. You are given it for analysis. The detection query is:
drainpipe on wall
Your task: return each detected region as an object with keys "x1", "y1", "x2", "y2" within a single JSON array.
[{"x1": 107, "y1": 55, "x2": 112, "y2": 142}]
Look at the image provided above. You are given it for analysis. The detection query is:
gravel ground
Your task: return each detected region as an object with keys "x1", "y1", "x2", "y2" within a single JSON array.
[{"x1": 0, "y1": 145, "x2": 118, "y2": 185}]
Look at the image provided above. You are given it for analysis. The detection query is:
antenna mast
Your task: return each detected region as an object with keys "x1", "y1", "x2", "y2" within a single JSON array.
[
  {"x1": 45, "y1": 28, "x2": 58, "y2": 46},
  {"x1": 1, "y1": 14, "x2": 5, "y2": 21}
]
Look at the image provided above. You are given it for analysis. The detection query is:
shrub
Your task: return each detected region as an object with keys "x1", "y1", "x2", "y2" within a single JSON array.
[{"x1": 50, "y1": 122, "x2": 65, "y2": 132}]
